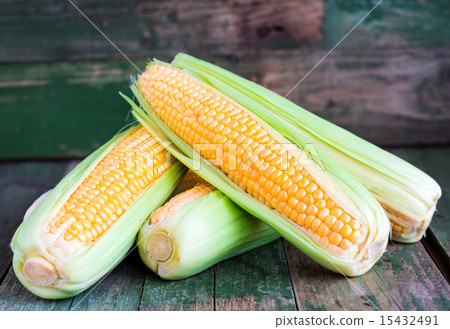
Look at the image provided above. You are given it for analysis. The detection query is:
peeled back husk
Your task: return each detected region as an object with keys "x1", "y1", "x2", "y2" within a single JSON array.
[
  {"x1": 11, "y1": 125, "x2": 186, "y2": 299},
  {"x1": 138, "y1": 184, "x2": 280, "y2": 280},
  {"x1": 170, "y1": 54, "x2": 441, "y2": 243},
  {"x1": 122, "y1": 78, "x2": 389, "y2": 277}
]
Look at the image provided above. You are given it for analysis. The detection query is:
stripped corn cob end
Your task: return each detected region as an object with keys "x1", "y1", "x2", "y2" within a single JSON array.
[
  {"x1": 126, "y1": 61, "x2": 389, "y2": 276},
  {"x1": 12, "y1": 126, "x2": 186, "y2": 298},
  {"x1": 138, "y1": 183, "x2": 279, "y2": 279}
]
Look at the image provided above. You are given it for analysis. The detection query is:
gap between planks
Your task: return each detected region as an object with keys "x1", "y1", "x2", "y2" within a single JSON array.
[{"x1": 421, "y1": 230, "x2": 450, "y2": 284}]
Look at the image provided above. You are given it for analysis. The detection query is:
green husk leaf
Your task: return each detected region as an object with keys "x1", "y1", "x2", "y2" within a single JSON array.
[
  {"x1": 11, "y1": 125, "x2": 186, "y2": 299},
  {"x1": 137, "y1": 189, "x2": 280, "y2": 280},
  {"x1": 171, "y1": 53, "x2": 442, "y2": 243},
  {"x1": 122, "y1": 76, "x2": 389, "y2": 277}
]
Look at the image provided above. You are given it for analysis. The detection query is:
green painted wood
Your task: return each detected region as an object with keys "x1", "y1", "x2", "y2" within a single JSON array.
[
  {"x1": 0, "y1": 161, "x2": 69, "y2": 280},
  {"x1": 1, "y1": 1, "x2": 449, "y2": 63},
  {"x1": 390, "y1": 147, "x2": 450, "y2": 255},
  {"x1": 0, "y1": 0, "x2": 323, "y2": 63},
  {"x1": 323, "y1": 0, "x2": 450, "y2": 50},
  {"x1": 284, "y1": 240, "x2": 450, "y2": 311},
  {"x1": 0, "y1": 267, "x2": 73, "y2": 311},
  {"x1": 2, "y1": 46, "x2": 450, "y2": 159},
  {"x1": 70, "y1": 251, "x2": 146, "y2": 311},
  {"x1": 0, "y1": 160, "x2": 72, "y2": 310},
  {"x1": 215, "y1": 239, "x2": 296, "y2": 310},
  {"x1": 0, "y1": 59, "x2": 143, "y2": 159},
  {"x1": 139, "y1": 267, "x2": 214, "y2": 310}
]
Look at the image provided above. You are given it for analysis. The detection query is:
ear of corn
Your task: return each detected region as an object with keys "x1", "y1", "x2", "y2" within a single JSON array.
[
  {"x1": 11, "y1": 125, "x2": 186, "y2": 299},
  {"x1": 170, "y1": 54, "x2": 442, "y2": 243},
  {"x1": 138, "y1": 183, "x2": 279, "y2": 280},
  {"x1": 172, "y1": 170, "x2": 205, "y2": 194},
  {"x1": 122, "y1": 67, "x2": 389, "y2": 277}
]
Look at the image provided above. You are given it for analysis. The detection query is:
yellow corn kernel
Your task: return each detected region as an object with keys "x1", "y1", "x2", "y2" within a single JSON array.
[
  {"x1": 139, "y1": 65, "x2": 368, "y2": 251},
  {"x1": 46, "y1": 128, "x2": 171, "y2": 247}
]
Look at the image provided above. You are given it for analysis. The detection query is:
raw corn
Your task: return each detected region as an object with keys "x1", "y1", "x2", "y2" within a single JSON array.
[
  {"x1": 138, "y1": 183, "x2": 279, "y2": 279},
  {"x1": 11, "y1": 125, "x2": 186, "y2": 299},
  {"x1": 170, "y1": 54, "x2": 442, "y2": 243},
  {"x1": 122, "y1": 64, "x2": 390, "y2": 276},
  {"x1": 172, "y1": 170, "x2": 205, "y2": 194}
]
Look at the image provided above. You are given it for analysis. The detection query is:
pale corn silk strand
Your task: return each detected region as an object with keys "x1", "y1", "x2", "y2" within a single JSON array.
[
  {"x1": 67, "y1": 0, "x2": 383, "y2": 311},
  {"x1": 139, "y1": 65, "x2": 368, "y2": 253}
]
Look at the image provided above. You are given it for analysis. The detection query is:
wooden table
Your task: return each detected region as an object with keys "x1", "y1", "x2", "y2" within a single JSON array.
[{"x1": 0, "y1": 147, "x2": 448, "y2": 311}]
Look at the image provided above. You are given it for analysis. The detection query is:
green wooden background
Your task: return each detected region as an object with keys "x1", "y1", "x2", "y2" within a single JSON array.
[
  {"x1": 1, "y1": 0, "x2": 449, "y2": 159},
  {"x1": 0, "y1": 1, "x2": 449, "y2": 311}
]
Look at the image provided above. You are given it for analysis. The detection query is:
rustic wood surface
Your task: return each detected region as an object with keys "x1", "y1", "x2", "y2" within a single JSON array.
[
  {"x1": 1, "y1": 0, "x2": 450, "y2": 159},
  {"x1": 2, "y1": 0, "x2": 449, "y2": 62},
  {"x1": 0, "y1": 147, "x2": 448, "y2": 311}
]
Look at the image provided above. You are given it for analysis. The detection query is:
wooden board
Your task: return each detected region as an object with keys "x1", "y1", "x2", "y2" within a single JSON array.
[
  {"x1": 139, "y1": 268, "x2": 214, "y2": 311},
  {"x1": 2, "y1": 47, "x2": 450, "y2": 159},
  {"x1": 0, "y1": 161, "x2": 71, "y2": 310},
  {"x1": 215, "y1": 240, "x2": 296, "y2": 310},
  {"x1": 1, "y1": 1, "x2": 449, "y2": 63},
  {"x1": 0, "y1": 267, "x2": 73, "y2": 311},
  {"x1": 0, "y1": 147, "x2": 448, "y2": 310},
  {"x1": 284, "y1": 240, "x2": 450, "y2": 311},
  {"x1": 0, "y1": 60, "x2": 144, "y2": 159},
  {"x1": 0, "y1": 161, "x2": 69, "y2": 279},
  {"x1": 70, "y1": 251, "x2": 146, "y2": 311}
]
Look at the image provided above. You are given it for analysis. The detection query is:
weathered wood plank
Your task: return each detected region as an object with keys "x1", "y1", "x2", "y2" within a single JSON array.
[
  {"x1": 0, "y1": 59, "x2": 145, "y2": 159},
  {"x1": 139, "y1": 269, "x2": 214, "y2": 311},
  {"x1": 70, "y1": 251, "x2": 146, "y2": 311},
  {"x1": 0, "y1": 161, "x2": 71, "y2": 310},
  {"x1": 250, "y1": 47, "x2": 450, "y2": 147},
  {"x1": 284, "y1": 240, "x2": 450, "y2": 311},
  {"x1": 323, "y1": 0, "x2": 450, "y2": 50},
  {"x1": 0, "y1": 267, "x2": 73, "y2": 311},
  {"x1": 1, "y1": 1, "x2": 449, "y2": 63},
  {"x1": 0, "y1": 161, "x2": 69, "y2": 280},
  {"x1": 2, "y1": 47, "x2": 449, "y2": 159},
  {"x1": 215, "y1": 240, "x2": 296, "y2": 310},
  {"x1": 0, "y1": 0, "x2": 324, "y2": 63}
]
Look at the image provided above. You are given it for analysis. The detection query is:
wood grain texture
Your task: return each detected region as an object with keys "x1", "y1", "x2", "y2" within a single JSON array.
[
  {"x1": 323, "y1": 0, "x2": 450, "y2": 50},
  {"x1": 0, "y1": 59, "x2": 144, "y2": 159},
  {"x1": 0, "y1": 267, "x2": 73, "y2": 311},
  {"x1": 234, "y1": 47, "x2": 450, "y2": 147},
  {"x1": 70, "y1": 251, "x2": 146, "y2": 311},
  {"x1": 0, "y1": 147, "x2": 448, "y2": 310},
  {"x1": 0, "y1": 161, "x2": 71, "y2": 310},
  {"x1": 215, "y1": 240, "x2": 296, "y2": 310},
  {"x1": 2, "y1": 46, "x2": 450, "y2": 159},
  {"x1": 1, "y1": 1, "x2": 449, "y2": 63},
  {"x1": 284, "y1": 240, "x2": 450, "y2": 311},
  {"x1": 0, "y1": 161, "x2": 69, "y2": 279},
  {"x1": 0, "y1": 0, "x2": 324, "y2": 63},
  {"x1": 139, "y1": 268, "x2": 214, "y2": 310}
]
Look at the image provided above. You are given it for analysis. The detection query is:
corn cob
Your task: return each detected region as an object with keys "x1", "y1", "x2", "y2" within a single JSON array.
[
  {"x1": 138, "y1": 182, "x2": 279, "y2": 279},
  {"x1": 122, "y1": 66, "x2": 389, "y2": 277},
  {"x1": 11, "y1": 125, "x2": 186, "y2": 299},
  {"x1": 170, "y1": 54, "x2": 442, "y2": 243},
  {"x1": 172, "y1": 170, "x2": 205, "y2": 194}
]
